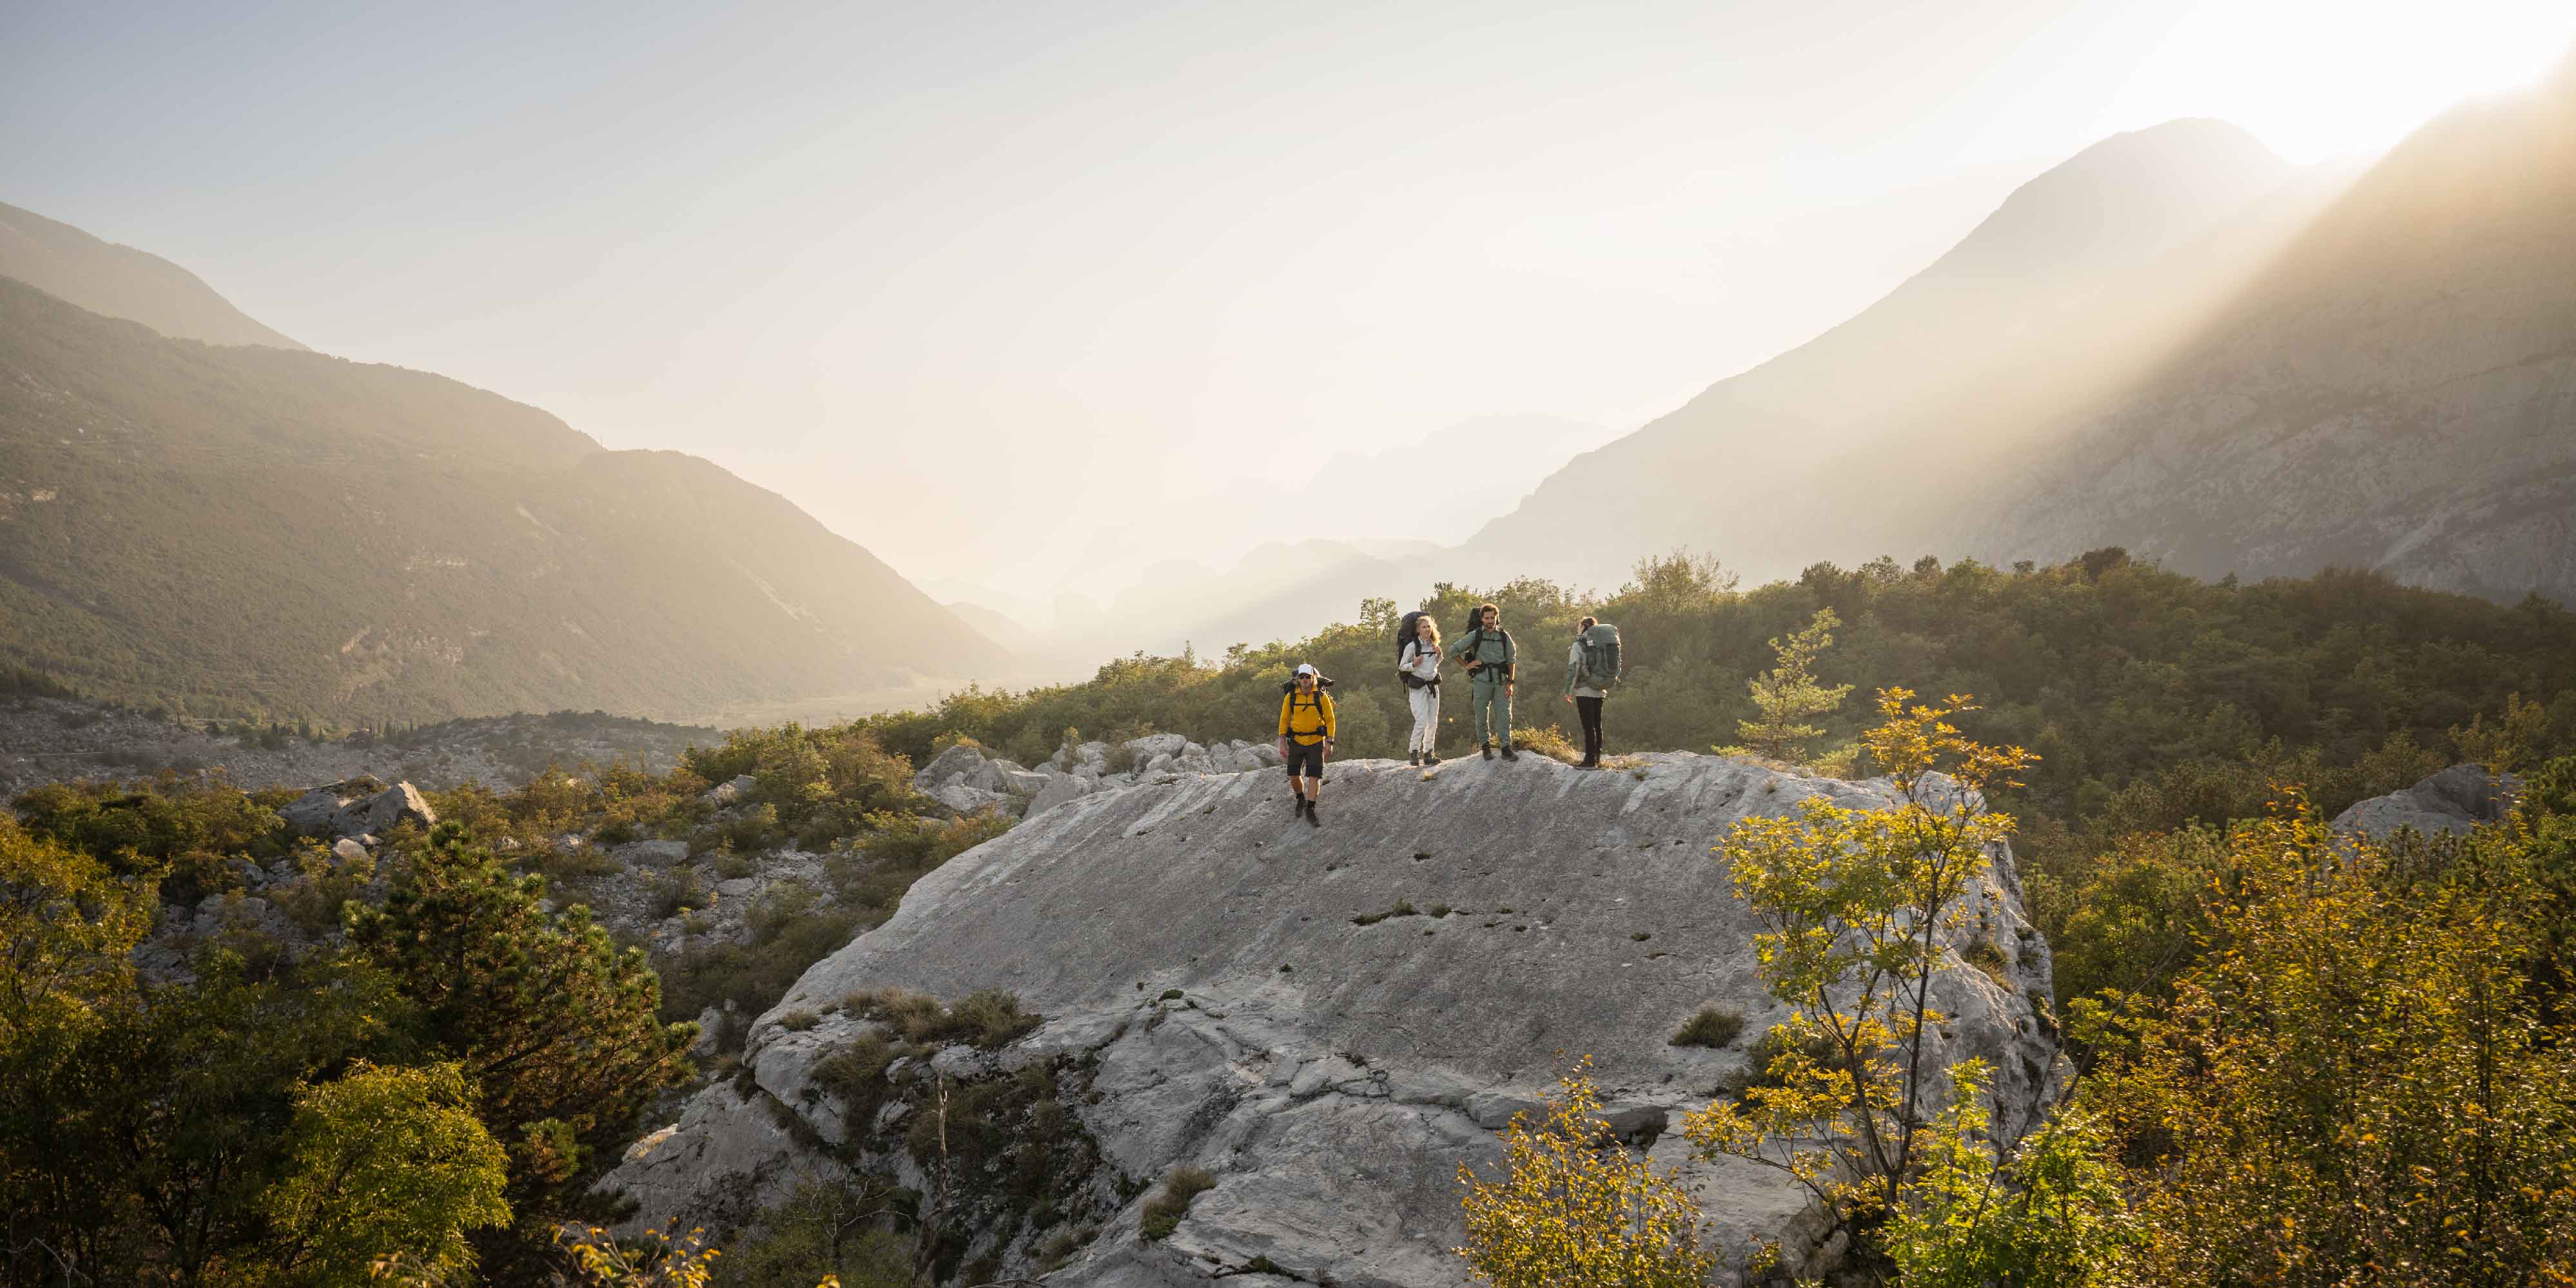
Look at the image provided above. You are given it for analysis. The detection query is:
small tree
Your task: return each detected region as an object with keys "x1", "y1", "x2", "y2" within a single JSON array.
[
  {"x1": 1457, "y1": 1059, "x2": 1714, "y2": 1288},
  {"x1": 1685, "y1": 688, "x2": 2036, "y2": 1234},
  {"x1": 346, "y1": 824, "x2": 697, "y2": 1256},
  {"x1": 1719, "y1": 608, "x2": 1855, "y2": 773}
]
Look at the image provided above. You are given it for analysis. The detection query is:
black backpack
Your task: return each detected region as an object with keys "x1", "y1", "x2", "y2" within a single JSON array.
[
  {"x1": 1461, "y1": 626, "x2": 1513, "y2": 672},
  {"x1": 1280, "y1": 676, "x2": 1334, "y2": 728},
  {"x1": 1395, "y1": 610, "x2": 1430, "y2": 665}
]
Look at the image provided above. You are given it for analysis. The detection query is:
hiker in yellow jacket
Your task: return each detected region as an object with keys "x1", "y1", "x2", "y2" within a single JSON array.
[{"x1": 1276, "y1": 662, "x2": 1336, "y2": 827}]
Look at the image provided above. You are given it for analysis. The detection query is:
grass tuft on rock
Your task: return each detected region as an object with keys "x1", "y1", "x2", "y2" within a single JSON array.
[
  {"x1": 1670, "y1": 1004, "x2": 1746, "y2": 1049},
  {"x1": 1138, "y1": 1166, "x2": 1216, "y2": 1240},
  {"x1": 1352, "y1": 901, "x2": 1420, "y2": 927},
  {"x1": 839, "y1": 986, "x2": 1042, "y2": 1049}
]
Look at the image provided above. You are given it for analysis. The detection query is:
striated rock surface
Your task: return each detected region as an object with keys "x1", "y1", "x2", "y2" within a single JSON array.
[
  {"x1": 604, "y1": 752, "x2": 2062, "y2": 1285},
  {"x1": 911, "y1": 736, "x2": 1283, "y2": 820}
]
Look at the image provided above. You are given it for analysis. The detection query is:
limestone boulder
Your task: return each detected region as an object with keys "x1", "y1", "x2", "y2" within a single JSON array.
[
  {"x1": 2331, "y1": 763, "x2": 2521, "y2": 841},
  {"x1": 1026, "y1": 773, "x2": 1095, "y2": 817},
  {"x1": 913, "y1": 744, "x2": 989, "y2": 793},
  {"x1": 621, "y1": 839, "x2": 692, "y2": 870},
  {"x1": 701, "y1": 774, "x2": 758, "y2": 806},
  {"x1": 278, "y1": 777, "x2": 435, "y2": 840}
]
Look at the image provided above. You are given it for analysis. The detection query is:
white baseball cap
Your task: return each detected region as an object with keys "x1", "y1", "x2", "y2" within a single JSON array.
[{"x1": 1294, "y1": 663, "x2": 1318, "y2": 676}]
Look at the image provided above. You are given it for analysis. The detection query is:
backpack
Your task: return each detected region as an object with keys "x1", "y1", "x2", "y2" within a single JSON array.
[
  {"x1": 1578, "y1": 622, "x2": 1623, "y2": 688},
  {"x1": 1279, "y1": 678, "x2": 1334, "y2": 736},
  {"x1": 1395, "y1": 610, "x2": 1431, "y2": 665},
  {"x1": 1461, "y1": 627, "x2": 1513, "y2": 674}
]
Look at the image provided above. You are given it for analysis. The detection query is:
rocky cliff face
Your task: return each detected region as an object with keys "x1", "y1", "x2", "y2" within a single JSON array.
[{"x1": 603, "y1": 752, "x2": 2061, "y2": 1285}]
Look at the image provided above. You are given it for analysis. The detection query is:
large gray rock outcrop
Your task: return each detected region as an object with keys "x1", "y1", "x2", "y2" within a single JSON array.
[
  {"x1": 2331, "y1": 763, "x2": 2521, "y2": 841},
  {"x1": 278, "y1": 777, "x2": 436, "y2": 841},
  {"x1": 606, "y1": 753, "x2": 2062, "y2": 1285}
]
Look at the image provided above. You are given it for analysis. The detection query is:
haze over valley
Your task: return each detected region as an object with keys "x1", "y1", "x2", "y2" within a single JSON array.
[{"x1": 8, "y1": 9, "x2": 2576, "y2": 1285}]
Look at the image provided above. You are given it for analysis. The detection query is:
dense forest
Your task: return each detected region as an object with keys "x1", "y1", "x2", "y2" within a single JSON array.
[{"x1": 4, "y1": 550, "x2": 2574, "y2": 1283}]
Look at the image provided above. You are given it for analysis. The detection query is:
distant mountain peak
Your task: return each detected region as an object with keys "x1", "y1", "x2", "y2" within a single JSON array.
[
  {"x1": 1934, "y1": 119, "x2": 2289, "y2": 281},
  {"x1": 0, "y1": 200, "x2": 304, "y2": 350}
]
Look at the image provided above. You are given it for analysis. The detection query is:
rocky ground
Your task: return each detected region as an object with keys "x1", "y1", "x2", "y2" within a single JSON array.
[
  {"x1": 0, "y1": 695, "x2": 712, "y2": 798},
  {"x1": 912, "y1": 734, "x2": 1285, "y2": 817},
  {"x1": 604, "y1": 750, "x2": 2068, "y2": 1287}
]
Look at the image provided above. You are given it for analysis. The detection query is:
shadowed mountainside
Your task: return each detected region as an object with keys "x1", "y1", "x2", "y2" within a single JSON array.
[
  {"x1": 1461, "y1": 119, "x2": 2323, "y2": 590},
  {"x1": 1964, "y1": 63, "x2": 2576, "y2": 601},
  {"x1": 0, "y1": 273, "x2": 1006, "y2": 724}
]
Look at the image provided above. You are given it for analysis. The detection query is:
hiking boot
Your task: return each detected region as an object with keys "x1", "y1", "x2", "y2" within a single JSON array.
[
  {"x1": 1501, "y1": 744, "x2": 1519, "y2": 761},
  {"x1": 1305, "y1": 802, "x2": 1322, "y2": 828},
  {"x1": 1424, "y1": 751, "x2": 1441, "y2": 766},
  {"x1": 1481, "y1": 743, "x2": 1496, "y2": 761},
  {"x1": 1409, "y1": 751, "x2": 1422, "y2": 767},
  {"x1": 1291, "y1": 795, "x2": 1307, "y2": 816}
]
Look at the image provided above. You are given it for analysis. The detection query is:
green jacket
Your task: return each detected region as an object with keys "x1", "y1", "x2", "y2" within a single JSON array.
[{"x1": 1451, "y1": 627, "x2": 1516, "y2": 682}]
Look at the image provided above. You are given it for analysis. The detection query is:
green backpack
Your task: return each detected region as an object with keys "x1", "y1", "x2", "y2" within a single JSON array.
[{"x1": 1578, "y1": 622, "x2": 1623, "y2": 688}]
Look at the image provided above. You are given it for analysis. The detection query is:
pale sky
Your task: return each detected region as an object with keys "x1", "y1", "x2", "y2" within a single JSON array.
[{"x1": 6, "y1": 0, "x2": 2571, "y2": 598}]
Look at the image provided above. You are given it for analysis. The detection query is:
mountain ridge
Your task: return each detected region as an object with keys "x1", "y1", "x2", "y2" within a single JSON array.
[
  {"x1": 0, "y1": 253, "x2": 1008, "y2": 724},
  {"x1": 0, "y1": 200, "x2": 306, "y2": 350},
  {"x1": 1961, "y1": 70, "x2": 2576, "y2": 600}
]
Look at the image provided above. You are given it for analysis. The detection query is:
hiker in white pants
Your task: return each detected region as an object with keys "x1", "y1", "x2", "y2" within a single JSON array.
[{"x1": 1400, "y1": 612, "x2": 1443, "y2": 765}]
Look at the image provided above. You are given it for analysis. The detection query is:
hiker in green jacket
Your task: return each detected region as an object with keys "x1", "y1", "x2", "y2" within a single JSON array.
[{"x1": 1450, "y1": 601, "x2": 1517, "y2": 760}]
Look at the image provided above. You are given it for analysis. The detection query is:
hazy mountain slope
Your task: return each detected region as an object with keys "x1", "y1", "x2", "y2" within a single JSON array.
[
  {"x1": 0, "y1": 275, "x2": 1006, "y2": 723},
  {"x1": 1463, "y1": 120, "x2": 2311, "y2": 589},
  {"x1": 0, "y1": 200, "x2": 306, "y2": 349},
  {"x1": 1967, "y1": 68, "x2": 2576, "y2": 602}
]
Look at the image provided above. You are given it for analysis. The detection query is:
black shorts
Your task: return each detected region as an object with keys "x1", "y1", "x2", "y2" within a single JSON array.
[{"x1": 1283, "y1": 740, "x2": 1326, "y2": 778}]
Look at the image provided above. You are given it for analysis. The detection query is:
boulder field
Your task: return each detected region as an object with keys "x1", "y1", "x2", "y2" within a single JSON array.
[{"x1": 603, "y1": 751, "x2": 2064, "y2": 1285}]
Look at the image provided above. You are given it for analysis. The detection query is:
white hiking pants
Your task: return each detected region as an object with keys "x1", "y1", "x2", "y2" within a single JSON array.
[{"x1": 1407, "y1": 684, "x2": 1440, "y2": 753}]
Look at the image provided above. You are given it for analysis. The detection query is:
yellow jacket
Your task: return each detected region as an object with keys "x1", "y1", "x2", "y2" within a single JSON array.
[{"x1": 1277, "y1": 688, "x2": 1336, "y2": 745}]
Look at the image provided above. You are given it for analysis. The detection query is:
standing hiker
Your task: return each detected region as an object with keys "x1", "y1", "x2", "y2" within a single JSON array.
[
  {"x1": 1276, "y1": 663, "x2": 1336, "y2": 826},
  {"x1": 1450, "y1": 602, "x2": 1517, "y2": 761},
  {"x1": 1563, "y1": 615, "x2": 1621, "y2": 768},
  {"x1": 1397, "y1": 610, "x2": 1443, "y2": 766}
]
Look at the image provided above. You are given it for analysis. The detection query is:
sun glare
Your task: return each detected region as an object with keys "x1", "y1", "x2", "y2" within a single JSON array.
[{"x1": 2132, "y1": 0, "x2": 2576, "y2": 161}]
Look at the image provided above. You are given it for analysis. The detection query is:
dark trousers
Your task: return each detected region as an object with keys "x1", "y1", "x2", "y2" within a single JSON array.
[{"x1": 1575, "y1": 696, "x2": 1605, "y2": 763}]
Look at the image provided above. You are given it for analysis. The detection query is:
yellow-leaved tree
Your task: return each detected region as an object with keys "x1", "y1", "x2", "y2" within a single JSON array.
[
  {"x1": 1684, "y1": 689, "x2": 2036, "y2": 1238},
  {"x1": 1456, "y1": 1059, "x2": 1714, "y2": 1288}
]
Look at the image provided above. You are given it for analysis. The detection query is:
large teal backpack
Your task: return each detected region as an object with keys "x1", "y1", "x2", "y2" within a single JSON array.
[{"x1": 1579, "y1": 622, "x2": 1623, "y2": 688}]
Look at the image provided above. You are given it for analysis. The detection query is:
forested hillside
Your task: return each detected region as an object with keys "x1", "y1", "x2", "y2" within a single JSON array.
[
  {"x1": 859, "y1": 551, "x2": 2576, "y2": 893},
  {"x1": 0, "y1": 276, "x2": 1008, "y2": 725}
]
